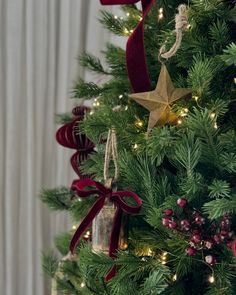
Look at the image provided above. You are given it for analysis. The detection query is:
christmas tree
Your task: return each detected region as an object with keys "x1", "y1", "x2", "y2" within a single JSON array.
[{"x1": 42, "y1": 0, "x2": 236, "y2": 294}]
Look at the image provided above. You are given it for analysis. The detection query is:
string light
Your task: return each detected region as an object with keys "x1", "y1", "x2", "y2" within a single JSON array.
[
  {"x1": 210, "y1": 113, "x2": 216, "y2": 119},
  {"x1": 125, "y1": 106, "x2": 129, "y2": 111},
  {"x1": 158, "y1": 8, "x2": 164, "y2": 20},
  {"x1": 135, "y1": 119, "x2": 144, "y2": 127},
  {"x1": 186, "y1": 24, "x2": 191, "y2": 30},
  {"x1": 72, "y1": 225, "x2": 77, "y2": 230},
  {"x1": 160, "y1": 252, "x2": 168, "y2": 265},
  {"x1": 180, "y1": 108, "x2": 188, "y2": 117},
  {"x1": 139, "y1": 16, "x2": 143, "y2": 21},
  {"x1": 130, "y1": 29, "x2": 134, "y2": 33},
  {"x1": 114, "y1": 15, "x2": 118, "y2": 19},
  {"x1": 234, "y1": 78, "x2": 236, "y2": 84},
  {"x1": 173, "y1": 274, "x2": 177, "y2": 281},
  {"x1": 133, "y1": 143, "x2": 139, "y2": 150},
  {"x1": 208, "y1": 275, "x2": 215, "y2": 284},
  {"x1": 193, "y1": 95, "x2": 199, "y2": 102},
  {"x1": 119, "y1": 94, "x2": 123, "y2": 99},
  {"x1": 123, "y1": 28, "x2": 129, "y2": 35},
  {"x1": 177, "y1": 119, "x2": 183, "y2": 125},
  {"x1": 126, "y1": 12, "x2": 130, "y2": 17},
  {"x1": 214, "y1": 122, "x2": 218, "y2": 129},
  {"x1": 96, "y1": 101, "x2": 100, "y2": 107},
  {"x1": 147, "y1": 248, "x2": 153, "y2": 256},
  {"x1": 89, "y1": 111, "x2": 94, "y2": 115},
  {"x1": 80, "y1": 282, "x2": 85, "y2": 288}
]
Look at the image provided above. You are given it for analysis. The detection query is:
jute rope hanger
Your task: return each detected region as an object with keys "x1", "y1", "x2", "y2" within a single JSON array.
[
  {"x1": 104, "y1": 127, "x2": 119, "y2": 188},
  {"x1": 159, "y1": 4, "x2": 189, "y2": 61}
]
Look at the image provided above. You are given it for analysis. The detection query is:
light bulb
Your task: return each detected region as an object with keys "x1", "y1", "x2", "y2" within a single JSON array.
[
  {"x1": 210, "y1": 113, "x2": 216, "y2": 119},
  {"x1": 125, "y1": 106, "x2": 128, "y2": 111},
  {"x1": 72, "y1": 225, "x2": 77, "y2": 230},
  {"x1": 208, "y1": 275, "x2": 215, "y2": 284},
  {"x1": 133, "y1": 143, "x2": 138, "y2": 150},
  {"x1": 177, "y1": 119, "x2": 182, "y2": 125},
  {"x1": 214, "y1": 122, "x2": 218, "y2": 129},
  {"x1": 234, "y1": 78, "x2": 236, "y2": 84},
  {"x1": 193, "y1": 95, "x2": 199, "y2": 101},
  {"x1": 119, "y1": 94, "x2": 123, "y2": 99},
  {"x1": 123, "y1": 28, "x2": 129, "y2": 35},
  {"x1": 114, "y1": 15, "x2": 118, "y2": 19},
  {"x1": 173, "y1": 274, "x2": 177, "y2": 281},
  {"x1": 81, "y1": 282, "x2": 85, "y2": 288},
  {"x1": 126, "y1": 12, "x2": 130, "y2": 17}
]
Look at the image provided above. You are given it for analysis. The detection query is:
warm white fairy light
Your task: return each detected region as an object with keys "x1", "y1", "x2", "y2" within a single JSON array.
[
  {"x1": 147, "y1": 248, "x2": 153, "y2": 256},
  {"x1": 135, "y1": 118, "x2": 144, "y2": 127},
  {"x1": 186, "y1": 24, "x2": 191, "y2": 30},
  {"x1": 114, "y1": 15, "x2": 118, "y2": 19},
  {"x1": 130, "y1": 29, "x2": 134, "y2": 33},
  {"x1": 123, "y1": 28, "x2": 129, "y2": 35},
  {"x1": 89, "y1": 111, "x2": 94, "y2": 115},
  {"x1": 120, "y1": 16, "x2": 124, "y2": 20},
  {"x1": 80, "y1": 282, "x2": 85, "y2": 288},
  {"x1": 133, "y1": 143, "x2": 139, "y2": 150},
  {"x1": 139, "y1": 16, "x2": 143, "y2": 21},
  {"x1": 210, "y1": 113, "x2": 216, "y2": 119},
  {"x1": 173, "y1": 274, "x2": 177, "y2": 281},
  {"x1": 193, "y1": 95, "x2": 199, "y2": 101},
  {"x1": 96, "y1": 101, "x2": 100, "y2": 107},
  {"x1": 158, "y1": 8, "x2": 164, "y2": 20},
  {"x1": 234, "y1": 78, "x2": 236, "y2": 84},
  {"x1": 126, "y1": 12, "x2": 130, "y2": 17},
  {"x1": 177, "y1": 119, "x2": 183, "y2": 125},
  {"x1": 214, "y1": 122, "x2": 218, "y2": 129},
  {"x1": 119, "y1": 94, "x2": 123, "y2": 99},
  {"x1": 208, "y1": 275, "x2": 215, "y2": 284},
  {"x1": 72, "y1": 225, "x2": 77, "y2": 230},
  {"x1": 125, "y1": 106, "x2": 129, "y2": 111},
  {"x1": 160, "y1": 252, "x2": 168, "y2": 265}
]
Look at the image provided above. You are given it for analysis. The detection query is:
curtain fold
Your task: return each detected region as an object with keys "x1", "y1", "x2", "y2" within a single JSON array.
[{"x1": 0, "y1": 1, "x2": 117, "y2": 294}]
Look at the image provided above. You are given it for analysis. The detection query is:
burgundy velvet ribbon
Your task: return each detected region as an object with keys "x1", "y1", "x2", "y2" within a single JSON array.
[
  {"x1": 100, "y1": 0, "x2": 154, "y2": 92},
  {"x1": 70, "y1": 178, "x2": 142, "y2": 281},
  {"x1": 56, "y1": 118, "x2": 95, "y2": 178}
]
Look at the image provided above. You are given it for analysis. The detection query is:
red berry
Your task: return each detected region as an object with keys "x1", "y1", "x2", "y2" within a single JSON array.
[
  {"x1": 169, "y1": 220, "x2": 178, "y2": 229},
  {"x1": 194, "y1": 216, "x2": 205, "y2": 225},
  {"x1": 162, "y1": 217, "x2": 170, "y2": 227},
  {"x1": 163, "y1": 209, "x2": 174, "y2": 216},
  {"x1": 177, "y1": 198, "x2": 188, "y2": 208},
  {"x1": 191, "y1": 234, "x2": 201, "y2": 244},
  {"x1": 186, "y1": 247, "x2": 197, "y2": 256},
  {"x1": 205, "y1": 239, "x2": 214, "y2": 249},
  {"x1": 205, "y1": 255, "x2": 216, "y2": 265},
  {"x1": 213, "y1": 234, "x2": 221, "y2": 244},
  {"x1": 180, "y1": 219, "x2": 191, "y2": 231}
]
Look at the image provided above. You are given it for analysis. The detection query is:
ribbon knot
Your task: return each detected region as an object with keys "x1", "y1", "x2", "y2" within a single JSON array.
[{"x1": 69, "y1": 178, "x2": 142, "y2": 281}]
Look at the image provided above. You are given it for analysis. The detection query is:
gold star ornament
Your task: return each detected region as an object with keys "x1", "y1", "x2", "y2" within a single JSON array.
[{"x1": 129, "y1": 65, "x2": 192, "y2": 131}]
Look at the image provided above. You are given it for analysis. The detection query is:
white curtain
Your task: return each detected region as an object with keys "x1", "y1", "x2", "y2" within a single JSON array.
[{"x1": 0, "y1": 1, "x2": 120, "y2": 294}]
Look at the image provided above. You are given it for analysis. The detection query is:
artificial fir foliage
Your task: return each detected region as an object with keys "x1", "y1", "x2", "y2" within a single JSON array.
[{"x1": 41, "y1": 0, "x2": 236, "y2": 294}]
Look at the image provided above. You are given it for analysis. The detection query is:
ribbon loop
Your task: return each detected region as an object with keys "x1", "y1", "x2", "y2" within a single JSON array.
[{"x1": 100, "y1": 0, "x2": 155, "y2": 92}]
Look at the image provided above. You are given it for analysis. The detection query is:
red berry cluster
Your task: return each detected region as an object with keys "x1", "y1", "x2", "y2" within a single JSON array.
[{"x1": 162, "y1": 198, "x2": 234, "y2": 265}]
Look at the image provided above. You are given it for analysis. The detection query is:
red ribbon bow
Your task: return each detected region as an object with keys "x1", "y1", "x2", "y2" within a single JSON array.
[
  {"x1": 70, "y1": 178, "x2": 142, "y2": 281},
  {"x1": 100, "y1": 0, "x2": 155, "y2": 92}
]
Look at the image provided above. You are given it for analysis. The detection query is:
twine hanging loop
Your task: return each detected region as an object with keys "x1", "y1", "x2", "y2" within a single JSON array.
[
  {"x1": 159, "y1": 4, "x2": 189, "y2": 60},
  {"x1": 104, "y1": 128, "x2": 119, "y2": 188}
]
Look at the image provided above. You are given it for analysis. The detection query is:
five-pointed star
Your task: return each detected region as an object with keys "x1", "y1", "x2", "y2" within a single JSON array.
[{"x1": 129, "y1": 65, "x2": 192, "y2": 130}]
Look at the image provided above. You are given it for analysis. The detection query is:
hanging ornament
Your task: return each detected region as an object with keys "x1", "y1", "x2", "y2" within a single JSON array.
[
  {"x1": 130, "y1": 65, "x2": 191, "y2": 131},
  {"x1": 69, "y1": 127, "x2": 142, "y2": 281},
  {"x1": 56, "y1": 106, "x2": 95, "y2": 178}
]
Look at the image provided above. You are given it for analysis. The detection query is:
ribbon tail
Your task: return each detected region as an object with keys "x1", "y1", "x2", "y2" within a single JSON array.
[
  {"x1": 70, "y1": 197, "x2": 105, "y2": 254},
  {"x1": 105, "y1": 207, "x2": 123, "y2": 281}
]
